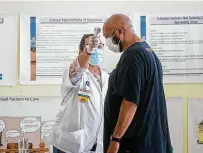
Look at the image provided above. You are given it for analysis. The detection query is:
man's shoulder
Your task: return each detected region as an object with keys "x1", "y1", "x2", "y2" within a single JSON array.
[
  {"x1": 123, "y1": 42, "x2": 146, "y2": 58},
  {"x1": 127, "y1": 42, "x2": 157, "y2": 62},
  {"x1": 120, "y1": 43, "x2": 147, "y2": 66},
  {"x1": 127, "y1": 41, "x2": 152, "y2": 53}
]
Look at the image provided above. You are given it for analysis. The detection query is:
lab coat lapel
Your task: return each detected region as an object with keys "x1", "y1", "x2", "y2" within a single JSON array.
[
  {"x1": 101, "y1": 70, "x2": 109, "y2": 90},
  {"x1": 87, "y1": 70, "x2": 101, "y2": 92},
  {"x1": 87, "y1": 68, "x2": 109, "y2": 92}
]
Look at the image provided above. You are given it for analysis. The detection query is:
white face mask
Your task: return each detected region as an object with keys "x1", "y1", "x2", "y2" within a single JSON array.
[
  {"x1": 105, "y1": 29, "x2": 123, "y2": 53},
  {"x1": 105, "y1": 38, "x2": 120, "y2": 53}
]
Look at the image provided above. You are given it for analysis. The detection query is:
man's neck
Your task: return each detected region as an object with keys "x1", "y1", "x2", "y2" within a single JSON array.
[{"x1": 123, "y1": 35, "x2": 142, "y2": 51}]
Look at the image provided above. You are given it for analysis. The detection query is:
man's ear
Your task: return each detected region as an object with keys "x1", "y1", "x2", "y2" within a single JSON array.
[
  {"x1": 117, "y1": 28, "x2": 124, "y2": 40},
  {"x1": 117, "y1": 28, "x2": 123, "y2": 35}
]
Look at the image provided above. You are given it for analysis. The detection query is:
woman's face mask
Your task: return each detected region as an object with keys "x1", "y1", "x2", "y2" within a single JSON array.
[
  {"x1": 89, "y1": 48, "x2": 104, "y2": 66},
  {"x1": 105, "y1": 29, "x2": 123, "y2": 53}
]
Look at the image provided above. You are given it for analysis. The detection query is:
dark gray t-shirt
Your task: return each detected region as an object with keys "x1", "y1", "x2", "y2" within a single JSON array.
[{"x1": 103, "y1": 42, "x2": 172, "y2": 153}]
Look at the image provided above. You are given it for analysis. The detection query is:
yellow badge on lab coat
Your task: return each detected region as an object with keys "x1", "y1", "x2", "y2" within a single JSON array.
[{"x1": 78, "y1": 90, "x2": 90, "y2": 102}]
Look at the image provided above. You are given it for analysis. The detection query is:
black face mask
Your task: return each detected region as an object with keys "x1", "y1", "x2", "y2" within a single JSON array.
[{"x1": 112, "y1": 32, "x2": 123, "y2": 53}]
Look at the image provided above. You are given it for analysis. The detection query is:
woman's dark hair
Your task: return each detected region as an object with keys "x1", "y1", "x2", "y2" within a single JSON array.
[{"x1": 79, "y1": 34, "x2": 94, "y2": 51}]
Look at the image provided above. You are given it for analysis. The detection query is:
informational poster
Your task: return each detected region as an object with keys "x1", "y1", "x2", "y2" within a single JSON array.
[
  {"x1": 0, "y1": 14, "x2": 18, "y2": 86},
  {"x1": 20, "y1": 14, "x2": 122, "y2": 84},
  {"x1": 134, "y1": 14, "x2": 203, "y2": 83},
  {"x1": 166, "y1": 97, "x2": 184, "y2": 153},
  {"x1": 0, "y1": 96, "x2": 61, "y2": 152},
  {"x1": 188, "y1": 98, "x2": 203, "y2": 153}
]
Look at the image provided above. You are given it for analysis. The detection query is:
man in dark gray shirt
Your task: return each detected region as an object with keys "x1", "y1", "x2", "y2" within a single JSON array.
[{"x1": 102, "y1": 14, "x2": 172, "y2": 153}]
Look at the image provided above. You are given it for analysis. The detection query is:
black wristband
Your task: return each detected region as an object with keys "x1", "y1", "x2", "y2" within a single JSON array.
[{"x1": 111, "y1": 136, "x2": 121, "y2": 143}]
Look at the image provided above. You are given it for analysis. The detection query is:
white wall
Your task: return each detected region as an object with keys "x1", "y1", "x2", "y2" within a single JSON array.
[
  {"x1": 0, "y1": 1, "x2": 202, "y2": 97},
  {"x1": 0, "y1": 1, "x2": 203, "y2": 14}
]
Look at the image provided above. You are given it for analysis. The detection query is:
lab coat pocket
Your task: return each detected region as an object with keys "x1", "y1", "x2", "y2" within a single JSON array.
[{"x1": 60, "y1": 129, "x2": 85, "y2": 153}]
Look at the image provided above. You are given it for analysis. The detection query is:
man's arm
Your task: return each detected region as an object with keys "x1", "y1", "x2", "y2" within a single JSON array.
[
  {"x1": 112, "y1": 57, "x2": 143, "y2": 139},
  {"x1": 107, "y1": 53, "x2": 143, "y2": 153},
  {"x1": 107, "y1": 99, "x2": 137, "y2": 153},
  {"x1": 112, "y1": 99, "x2": 137, "y2": 139}
]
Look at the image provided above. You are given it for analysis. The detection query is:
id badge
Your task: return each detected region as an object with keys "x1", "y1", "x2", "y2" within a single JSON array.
[{"x1": 78, "y1": 90, "x2": 91, "y2": 102}]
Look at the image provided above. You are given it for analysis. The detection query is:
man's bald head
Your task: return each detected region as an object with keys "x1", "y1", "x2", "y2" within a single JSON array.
[
  {"x1": 103, "y1": 14, "x2": 134, "y2": 38},
  {"x1": 103, "y1": 14, "x2": 140, "y2": 53}
]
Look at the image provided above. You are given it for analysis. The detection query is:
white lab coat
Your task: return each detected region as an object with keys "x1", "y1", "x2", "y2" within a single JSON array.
[{"x1": 47, "y1": 62, "x2": 109, "y2": 153}]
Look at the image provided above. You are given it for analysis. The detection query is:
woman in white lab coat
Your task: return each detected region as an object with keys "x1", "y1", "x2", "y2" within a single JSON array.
[{"x1": 48, "y1": 34, "x2": 109, "y2": 153}]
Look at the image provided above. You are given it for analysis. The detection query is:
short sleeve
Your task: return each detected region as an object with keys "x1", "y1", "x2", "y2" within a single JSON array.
[{"x1": 116, "y1": 62, "x2": 143, "y2": 105}]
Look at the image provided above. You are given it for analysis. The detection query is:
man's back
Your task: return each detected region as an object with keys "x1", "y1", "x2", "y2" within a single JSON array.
[
  {"x1": 131, "y1": 43, "x2": 172, "y2": 153},
  {"x1": 104, "y1": 42, "x2": 172, "y2": 153}
]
